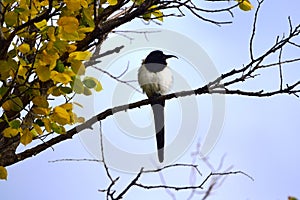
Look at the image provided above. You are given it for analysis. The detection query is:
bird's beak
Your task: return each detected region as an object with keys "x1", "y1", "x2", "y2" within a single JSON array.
[{"x1": 165, "y1": 54, "x2": 178, "y2": 59}]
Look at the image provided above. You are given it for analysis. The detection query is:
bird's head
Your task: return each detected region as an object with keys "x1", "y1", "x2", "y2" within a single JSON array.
[{"x1": 144, "y1": 50, "x2": 178, "y2": 65}]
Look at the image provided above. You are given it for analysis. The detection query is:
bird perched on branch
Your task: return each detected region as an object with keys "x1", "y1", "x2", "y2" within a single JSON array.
[{"x1": 138, "y1": 50, "x2": 178, "y2": 162}]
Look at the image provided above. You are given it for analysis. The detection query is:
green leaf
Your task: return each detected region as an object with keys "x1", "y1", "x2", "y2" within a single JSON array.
[
  {"x1": 14, "y1": 8, "x2": 26, "y2": 13},
  {"x1": 60, "y1": 87, "x2": 73, "y2": 94},
  {"x1": 51, "y1": 123, "x2": 66, "y2": 134},
  {"x1": 53, "y1": 40, "x2": 68, "y2": 53},
  {"x1": 133, "y1": 0, "x2": 144, "y2": 5},
  {"x1": 4, "y1": 0, "x2": 15, "y2": 3},
  {"x1": 7, "y1": 49, "x2": 17, "y2": 58},
  {"x1": 35, "y1": 119, "x2": 44, "y2": 126},
  {"x1": 0, "y1": 60, "x2": 11, "y2": 73},
  {"x1": 143, "y1": 13, "x2": 151, "y2": 21},
  {"x1": 54, "y1": 60, "x2": 65, "y2": 72},
  {"x1": 83, "y1": 87, "x2": 92, "y2": 96},
  {"x1": 72, "y1": 77, "x2": 84, "y2": 94},
  {"x1": 5, "y1": 11, "x2": 17, "y2": 26},
  {"x1": 9, "y1": 120, "x2": 21, "y2": 129},
  {"x1": 82, "y1": 8, "x2": 95, "y2": 27},
  {"x1": 82, "y1": 77, "x2": 103, "y2": 91},
  {"x1": 83, "y1": 77, "x2": 97, "y2": 88},
  {"x1": 36, "y1": 65, "x2": 51, "y2": 82},
  {"x1": 0, "y1": 87, "x2": 8, "y2": 98}
]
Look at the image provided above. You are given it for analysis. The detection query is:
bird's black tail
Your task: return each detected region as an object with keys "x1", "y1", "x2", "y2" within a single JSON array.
[{"x1": 151, "y1": 97, "x2": 165, "y2": 163}]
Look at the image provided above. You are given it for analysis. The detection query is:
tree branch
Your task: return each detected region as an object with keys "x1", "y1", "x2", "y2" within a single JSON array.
[{"x1": 3, "y1": 67, "x2": 299, "y2": 167}]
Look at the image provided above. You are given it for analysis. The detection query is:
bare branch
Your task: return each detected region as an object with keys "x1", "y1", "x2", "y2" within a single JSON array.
[
  {"x1": 249, "y1": 0, "x2": 264, "y2": 61},
  {"x1": 49, "y1": 158, "x2": 102, "y2": 163},
  {"x1": 114, "y1": 167, "x2": 144, "y2": 200},
  {"x1": 99, "y1": 121, "x2": 115, "y2": 183},
  {"x1": 134, "y1": 170, "x2": 252, "y2": 191},
  {"x1": 278, "y1": 46, "x2": 284, "y2": 90}
]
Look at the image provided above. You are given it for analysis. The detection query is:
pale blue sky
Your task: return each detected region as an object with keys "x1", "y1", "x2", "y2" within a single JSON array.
[{"x1": 1, "y1": 0, "x2": 300, "y2": 199}]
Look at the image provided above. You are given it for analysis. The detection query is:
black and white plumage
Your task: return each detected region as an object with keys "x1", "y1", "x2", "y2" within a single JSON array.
[{"x1": 138, "y1": 50, "x2": 177, "y2": 162}]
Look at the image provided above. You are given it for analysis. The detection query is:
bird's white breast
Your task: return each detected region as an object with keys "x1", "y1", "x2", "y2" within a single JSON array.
[{"x1": 138, "y1": 64, "x2": 173, "y2": 96}]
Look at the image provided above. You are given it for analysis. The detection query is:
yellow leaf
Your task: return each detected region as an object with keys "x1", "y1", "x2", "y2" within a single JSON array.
[
  {"x1": 19, "y1": 57, "x2": 27, "y2": 66},
  {"x1": 18, "y1": 65, "x2": 28, "y2": 78},
  {"x1": 78, "y1": 27, "x2": 94, "y2": 33},
  {"x1": 0, "y1": 166, "x2": 8, "y2": 180},
  {"x1": 73, "y1": 101, "x2": 83, "y2": 108},
  {"x1": 107, "y1": 0, "x2": 117, "y2": 5},
  {"x1": 50, "y1": 71, "x2": 72, "y2": 84},
  {"x1": 53, "y1": 40, "x2": 68, "y2": 53},
  {"x1": 70, "y1": 60, "x2": 85, "y2": 75},
  {"x1": 20, "y1": 128, "x2": 33, "y2": 145},
  {"x1": 39, "y1": 50, "x2": 59, "y2": 70},
  {"x1": 18, "y1": 43, "x2": 31, "y2": 54},
  {"x1": 77, "y1": 116, "x2": 85, "y2": 123},
  {"x1": 32, "y1": 96, "x2": 49, "y2": 108},
  {"x1": 32, "y1": 107, "x2": 51, "y2": 115},
  {"x1": 72, "y1": 113, "x2": 85, "y2": 123},
  {"x1": 36, "y1": 65, "x2": 51, "y2": 82},
  {"x1": 64, "y1": 0, "x2": 82, "y2": 12},
  {"x1": 81, "y1": 0, "x2": 88, "y2": 8},
  {"x1": 47, "y1": 26, "x2": 56, "y2": 41},
  {"x1": 52, "y1": 106, "x2": 71, "y2": 125},
  {"x1": 34, "y1": 19, "x2": 47, "y2": 30},
  {"x1": 69, "y1": 51, "x2": 92, "y2": 61},
  {"x1": 95, "y1": 80, "x2": 103, "y2": 92},
  {"x1": 42, "y1": 118, "x2": 51, "y2": 132},
  {"x1": 67, "y1": 44, "x2": 77, "y2": 52},
  {"x1": 58, "y1": 29, "x2": 85, "y2": 41},
  {"x1": 150, "y1": 5, "x2": 163, "y2": 22},
  {"x1": 60, "y1": 103, "x2": 73, "y2": 111},
  {"x1": 64, "y1": 69, "x2": 76, "y2": 77},
  {"x1": 58, "y1": 16, "x2": 79, "y2": 33},
  {"x1": 78, "y1": 117, "x2": 85, "y2": 123},
  {"x1": 152, "y1": 11, "x2": 163, "y2": 22},
  {"x1": 2, "y1": 100, "x2": 11, "y2": 111},
  {"x1": 82, "y1": 7, "x2": 95, "y2": 27},
  {"x1": 33, "y1": 124, "x2": 43, "y2": 135},
  {"x1": 236, "y1": 0, "x2": 253, "y2": 11},
  {"x1": 2, "y1": 127, "x2": 19, "y2": 138},
  {"x1": 47, "y1": 86, "x2": 62, "y2": 96},
  {"x1": 2, "y1": 98, "x2": 23, "y2": 111}
]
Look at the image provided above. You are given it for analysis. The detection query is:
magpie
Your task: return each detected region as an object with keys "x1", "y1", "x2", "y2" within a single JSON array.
[{"x1": 138, "y1": 50, "x2": 178, "y2": 162}]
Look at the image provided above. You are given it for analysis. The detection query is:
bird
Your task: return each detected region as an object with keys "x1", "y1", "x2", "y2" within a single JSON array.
[{"x1": 138, "y1": 50, "x2": 178, "y2": 162}]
